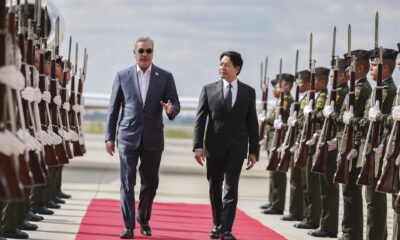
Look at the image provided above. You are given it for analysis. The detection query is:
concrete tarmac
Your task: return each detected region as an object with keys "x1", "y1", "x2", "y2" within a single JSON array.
[{"x1": 24, "y1": 134, "x2": 394, "y2": 240}]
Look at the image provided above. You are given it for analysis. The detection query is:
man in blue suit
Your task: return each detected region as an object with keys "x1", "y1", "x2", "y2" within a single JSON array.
[{"x1": 105, "y1": 36, "x2": 180, "y2": 239}]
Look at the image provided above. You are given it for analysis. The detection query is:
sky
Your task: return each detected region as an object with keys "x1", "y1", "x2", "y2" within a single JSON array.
[{"x1": 48, "y1": 0, "x2": 400, "y2": 101}]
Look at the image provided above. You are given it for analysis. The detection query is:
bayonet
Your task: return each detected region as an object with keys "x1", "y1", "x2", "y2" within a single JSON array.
[
  {"x1": 74, "y1": 42, "x2": 78, "y2": 75},
  {"x1": 44, "y1": 6, "x2": 48, "y2": 40},
  {"x1": 309, "y1": 33, "x2": 313, "y2": 68},
  {"x1": 67, "y1": 36, "x2": 72, "y2": 70},
  {"x1": 375, "y1": 11, "x2": 379, "y2": 52},
  {"x1": 348, "y1": 24, "x2": 351, "y2": 56},
  {"x1": 264, "y1": 56, "x2": 268, "y2": 86}
]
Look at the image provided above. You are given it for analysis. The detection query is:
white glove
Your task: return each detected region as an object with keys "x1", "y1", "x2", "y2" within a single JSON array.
[
  {"x1": 306, "y1": 133, "x2": 318, "y2": 146},
  {"x1": 290, "y1": 142, "x2": 299, "y2": 153},
  {"x1": 287, "y1": 112, "x2": 298, "y2": 127},
  {"x1": 343, "y1": 106, "x2": 354, "y2": 125},
  {"x1": 303, "y1": 100, "x2": 314, "y2": 117},
  {"x1": 323, "y1": 101, "x2": 334, "y2": 118},
  {"x1": 53, "y1": 96, "x2": 62, "y2": 106},
  {"x1": 258, "y1": 111, "x2": 266, "y2": 122},
  {"x1": 368, "y1": 101, "x2": 381, "y2": 122},
  {"x1": 273, "y1": 115, "x2": 283, "y2": 130},
  {"x1": 347, "y1": 148, "x2": 358, "y2": 160},
  {"x1": 392, "y1": 106, "x2": 400, "y2": 122},
  {"x1": 327, "y1": 138, "x2": 337, "y2": 151},
  {"x1": 373, "y1": 144, "x2": 383, "y2": 161}
]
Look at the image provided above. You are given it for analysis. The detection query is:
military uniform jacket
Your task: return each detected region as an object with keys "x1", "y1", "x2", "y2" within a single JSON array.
[
  {"x1": 330, "y1": 82, "x2": 349, "y2": 140},
  {"x1": 355, "y1": 77, "x2": 396, "y2": 167},
  {"x1": 308, "y1": 88, "x2": 328, "y2": 156}
]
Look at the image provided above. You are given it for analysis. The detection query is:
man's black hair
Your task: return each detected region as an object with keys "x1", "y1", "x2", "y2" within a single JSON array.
[{"x1": 220, "y1": 51, "x2": 243, "y2": 75}]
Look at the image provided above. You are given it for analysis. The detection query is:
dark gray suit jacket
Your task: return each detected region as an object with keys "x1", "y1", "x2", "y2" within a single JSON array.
[
  {"x1": 105, "y1": 64, "x2": 180, "y2": 151},
  {"x1": 193, "y1": 79, "x2": 259, "y2": 159}
]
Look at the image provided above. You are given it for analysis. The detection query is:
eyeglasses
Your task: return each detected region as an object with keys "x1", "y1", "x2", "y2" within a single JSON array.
[{"x1": 137, "y1": 48, "x2": 153, "y2": 54}]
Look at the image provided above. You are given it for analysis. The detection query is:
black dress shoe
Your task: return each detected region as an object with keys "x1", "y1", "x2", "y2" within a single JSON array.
[
  {"x1": 34, "y1": 206, "x2": 54, "y2": 215},
  {"x1": 281, "y1": 214, "x2": 303, "y2": 221},
  {"x1": 120, "y1": 228, "x2": 133, "y2": 239},
  {"x1": 58, "y1": 191, "x2": 71, "y2": 199},
  {"x1": 220, "y1": 231, "x2": 236, "y2": 240},
  {"x1": 3, "y1": 228, "x2": 29, "y2": 239},
  {"x1": 54, "y1": 196, "x2": 66, "y2": 204},
  {"x1": 293, "y1": 221, "x2": 318, "y2": 229},
  {"x1": 45, "y1": 200, "x2": 61, "y2": 209},
  {"x1": 209, "y1": 225, "x2": 221, "y2": 239},
  {"x1": 261, "y1": 207, "x2": 283, "y2": 215},
  {"x1": 18, "y1": 221, "x2": 38, "y2": 231},
  {"x1": 136, "y1": 216, "x2": 152, "y2": 236},
  {"x1": 308, "y1": 228, "x2": 337, "y2": 238},
  {"x1": 259, "y1": 202, "x2": 271, "y2": 209},
  {"x1": 26, "y1": 211, "x2": 43, "y2": 221}
]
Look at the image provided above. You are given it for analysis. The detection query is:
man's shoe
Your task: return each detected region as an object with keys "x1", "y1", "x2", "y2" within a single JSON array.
[
  {"x1": 220, "y1": 231, "x2": 236, "y2": 240},
  {"x1": 308, "y1": 228, "x2": 337, "y2": 238},
  {"x1": 45, "y1": 200, "x2": 61, "y2": 209},
  {"x1": 54, "y1": 196, "x2": 66, "y2": 204},
  {"x1": 136, "y1": 216, "x2": 152, "y2": 236},
  {"x1": 261, "y1": 207, "x2": 283, "y2": 215},
  {"x1": 293, "y1": 221, "x2": 318, "y2": 229},
  {"x1": 209, "y1": 225, "x2": 221, "y2": 239},
  {"x1": 35, "y1": 206, "x2": 54, "y2": 215},
  {"x1": 26, "y1": 211, "x2": 43, "y2": 221},
  {"x1": 3, "y1": 228, "x2": 29, "y2": 239},
  {"x1": 259, "y1": 202, "x2": 271, "y2": 209},
  {"x1": 18, "y1": 221, "x2": 38, "y2": 231},
  {"x1": 58, "y1": 191, "x2": 71, "y2": 199},
  {"x1": 120, "y1": 228, "x2": 133, "y2": 239},
  {"x1": 281, "y1": 214, "x2": 303, "y2": 221}
]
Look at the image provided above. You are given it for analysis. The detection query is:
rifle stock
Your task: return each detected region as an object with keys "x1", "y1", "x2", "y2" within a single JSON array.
[
  {"x1": 278, "y1": 50, "x2": 299, "y2": 172},
  {"x1": 376, "y1": 122, "x2": 400, "y2": 193}
]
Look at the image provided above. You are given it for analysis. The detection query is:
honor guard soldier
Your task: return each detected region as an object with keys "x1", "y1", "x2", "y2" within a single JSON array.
[
  {"x1": 281, "y1": 69, "x2": 311, "y2": 221},
  {"x1": 294, "y1": 67, "x2": 329, "y2": 229},
  {"x1": 356, "y1": 48, "x2": 398, "y2": 240},
  {"x1": 262, "y1": 73, "x2": 294, "y2": 215},
  {"x1": 309, "y1": 58, "x2": 349, "y2": 238}
]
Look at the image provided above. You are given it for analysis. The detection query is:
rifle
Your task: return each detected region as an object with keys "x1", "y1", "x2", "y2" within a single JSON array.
[
  {"x1": 49, "y1": 17, "x2": 69, "y2": 164},
  {"x1": 294, "y1": 33, "x2": 316, "y2": 168},
  {"x1": 37, "y1": 4, "x2": 58, "y2": 167},
  {"x1": 8, "y1": 2, "x2": 34, "y2": 187},
  {"x1": 357, "y1": 13, "x2": 382, "y2": 186},
  {"x1": 0, "y1": 0, "x2": 25, "y2": 200},
  {"x1": 375, "y1": 88, "x2": 400, "y2": 193},
  {"x1": 69, "y1": 42, "x2": 84, "y2": 156},
  {"x1": 258, "y1": 57, "x2": 269, "y2": 147},
  {"x1": 266, "y1": 58, "x2": 283, "y2": 171},
  {"x1": 312, "y1": 27, "x2": 338, "y2": 174},
  {"x1": 77, "y1": 50, "x2": 87, "y2": 153},
  {"x1": 60, "y1": 36, "x2": 73, "y2": 159},
  {"x1": 278, "y1": 50, "x2": 299, "y2": 172},
  {"x1": 25, "y1": 18, "x2": 49, "y2": 178},
  {"x1": 333, "y1": 26, "x2": 355, "y2": 184}
]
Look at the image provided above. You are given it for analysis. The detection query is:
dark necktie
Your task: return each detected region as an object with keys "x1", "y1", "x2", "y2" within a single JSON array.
[{"x1": 225, "y1": 83, "x2": 232, "y2": 112}]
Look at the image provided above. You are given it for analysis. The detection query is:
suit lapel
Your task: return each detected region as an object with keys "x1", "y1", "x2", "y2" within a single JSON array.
[
  {"x1": 216, "y1": 80, "x2": 228, "y2": 114},
  {"x1": 131, "y1": 65, "x2": 143, "y2": 107}
]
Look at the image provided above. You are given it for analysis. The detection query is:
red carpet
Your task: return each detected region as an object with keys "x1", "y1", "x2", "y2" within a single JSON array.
[{"x1": 75, "y1": 199, "x2": 287, "y2": 240}]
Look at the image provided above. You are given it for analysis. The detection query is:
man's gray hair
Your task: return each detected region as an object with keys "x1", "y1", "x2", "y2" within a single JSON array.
[{"x1": 134, "y1": 36, "x2": 154, "y2": 49}]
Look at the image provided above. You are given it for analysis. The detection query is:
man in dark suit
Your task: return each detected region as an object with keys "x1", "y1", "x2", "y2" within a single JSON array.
[
  {"x1": 105, "y1": 36, "x2": 180, "y2": 239},
  {"x1": 193, "y1": 51, "x2": 259, "y2": 240}
]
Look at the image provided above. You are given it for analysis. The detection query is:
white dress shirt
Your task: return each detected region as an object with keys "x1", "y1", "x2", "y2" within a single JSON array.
[
  {"x1": 137, "y1": 64, "x2": 152, "y2": 105},
  {"x1": 222, "y1": 78, "x2": 238, "y2": 108},
  {"x1": 299, "y1": 90, "x2": 309, "y2": 101}
]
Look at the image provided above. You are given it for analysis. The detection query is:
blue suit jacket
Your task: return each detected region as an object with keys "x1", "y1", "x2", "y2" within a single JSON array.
[{"x1": 105, "y1": 64, "x2": 180, "y2": 151}]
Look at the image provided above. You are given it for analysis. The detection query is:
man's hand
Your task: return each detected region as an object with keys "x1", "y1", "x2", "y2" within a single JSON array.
[
  {"x1": 194, "y1": 149, "x2": 205, "y2": 166},
  {"x1": 246, "y1": 154, "x2": 257, "y2": 170},
  {"x1": 106, "y1": 140, "x2": 115, "y2": 156},
  {"x1": 160, "y1": 100, "x2": 172, "y2": 115}
]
